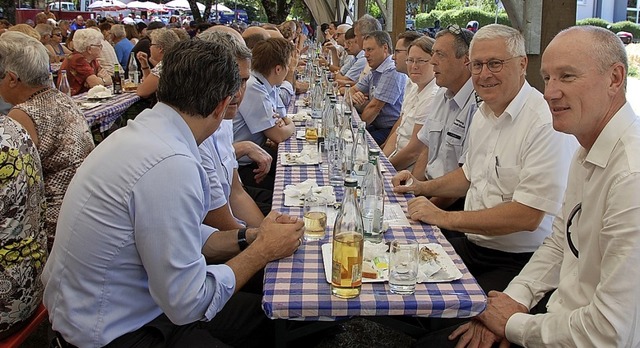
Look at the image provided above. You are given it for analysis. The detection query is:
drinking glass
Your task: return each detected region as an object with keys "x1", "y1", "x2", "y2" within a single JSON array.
[
  {"x1": 388, "y1": 239, "x2": 419, "y2": 295},
  {"x1": 305, "y1": 118, "x2": 318, "y2": 144},
  {"x1": 303, "y1": 190, "x2": 328, "y2": 241}
]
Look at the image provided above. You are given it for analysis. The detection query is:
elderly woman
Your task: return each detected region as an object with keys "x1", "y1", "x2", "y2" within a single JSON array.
[
  {"x1": 0, "y1": 114, "x2": 47, "y2": 340},
  {"x1": 383, "y1": 35, "x2": 438, "y2": 171},
  {"x1": 136, "y1": 27, "x2": 179, "y2": 99},
  {"x1": 46, "y1": 26, "x2": 72, "y2": 62},
  {"x1": 0, "y1": 31, "x2": 95, "y2": 249},
  {"x1": 58, "y1": 28, "x2": 112, "y2": 95}
]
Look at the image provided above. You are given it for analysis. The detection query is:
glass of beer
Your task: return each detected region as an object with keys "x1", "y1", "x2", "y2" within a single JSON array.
[
  {"x1": 303, "y1": 188, "x2": 327, "y2": 241},
  {"x1": 305, "y1": 118, "x2": 318, "y2": 144}
]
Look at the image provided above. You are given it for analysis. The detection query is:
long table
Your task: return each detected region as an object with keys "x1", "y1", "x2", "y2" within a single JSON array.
[
  {"x1": 262, "y1": 99, "x2": 486, "y2": 346},
  {"x1": 73, "y1": 92, "x2": 141, "y2": 132}
]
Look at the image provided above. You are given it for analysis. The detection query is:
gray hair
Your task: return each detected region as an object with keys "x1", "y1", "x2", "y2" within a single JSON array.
[
  {"x1": 157, "y1": 40, "x2": 240, "y2": 118},
  {"x1": 111, "y1": 24, "x2": 126, "y2": 40},
  {"x1": 435, "y1": 26, "x2": 474, "y2": 59},
  {"x1": 363, "y1": 30, "x2": 392, "y2": 51},
  {"x1": 198, "y1": 30, "x2": 251, "y2": 60},
  {"x1": 558, "y1": 25, "x2": 628, "y2": 77},
  {"x1": 73, "y1": 28, "x2": 104, "y2": 52},
  {"x1": 35, "y1": 23, "x2": 53, "y2": 37},
  {"x1": 0, "y1": 31, "x2": 50, "y2": 87},
  {"x1": 149, "y1": 27, "x2": 180, "y2": 52},
  {"x1": 470, "y1": 24, "x2": 526, "y2": 58},
  {"x1": 355, "y1": 14, "x2": 381, "y2": 36}
]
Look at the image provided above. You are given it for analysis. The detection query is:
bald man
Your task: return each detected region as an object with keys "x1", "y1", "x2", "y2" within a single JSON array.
[{"x1": 242, "y1": 26, "x2": 270, "y2": 49}]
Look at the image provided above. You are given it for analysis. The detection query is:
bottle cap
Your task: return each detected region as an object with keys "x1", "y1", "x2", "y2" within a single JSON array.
[{"x1": 344, "y1": 177, "x2": 357, "y2": 187}]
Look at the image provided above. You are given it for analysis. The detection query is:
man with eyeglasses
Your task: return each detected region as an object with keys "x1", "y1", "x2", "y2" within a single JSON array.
[
  {"x1": 322, "y1": 24, "x2": 352, "y2": 73},
  {"x1": 399, "y1": 25, "x2": 478, "y2": 215},
  {"x1": 445, "y1": 25, "x2": 640, "y2": 348},
  {"x1": 350, "y1": 30, "x2": 407, "y2": 145},
  {"x1": 334, "y1": 28, "x2": 365, "y2": 88},
  {"x1": 394, "y1": 24, "x2": 576, "y2": 296}
]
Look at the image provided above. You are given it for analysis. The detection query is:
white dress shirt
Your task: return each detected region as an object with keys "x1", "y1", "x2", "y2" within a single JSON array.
[
  {"x1": 462, "y1": 82, "x2": 578, "y2": 253},
  {"x1": 504, "y1": 103, "x2": 640, "y2": 347}
]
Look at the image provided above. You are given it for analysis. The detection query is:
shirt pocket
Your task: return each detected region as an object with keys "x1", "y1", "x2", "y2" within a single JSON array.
[
  {"x1": 421, "y1": 120, "x2": 444, "y2": 147},
  {"x1": 445, "y1": 123, "x2": 466, "y2": 147},
  {"x1": 495, "y1": 165, "x2": 521, "y2": 201}
]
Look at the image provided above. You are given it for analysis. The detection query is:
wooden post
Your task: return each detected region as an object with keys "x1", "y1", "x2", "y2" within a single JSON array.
[
  {"x1": 526, "y1": 0, "x2": 577, "y2": 92},
  {"x1": 391, "y1": 0, "x2": 406, "y2": 41}
]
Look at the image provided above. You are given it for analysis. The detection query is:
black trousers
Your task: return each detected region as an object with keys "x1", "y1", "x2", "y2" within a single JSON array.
[{"x1": 103, "y1": 292, "x2": 273, "y2": 348}]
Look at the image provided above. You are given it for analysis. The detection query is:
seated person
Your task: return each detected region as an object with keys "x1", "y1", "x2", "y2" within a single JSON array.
[
  {"x1": 383, "y1": 33, "x2": 438, "y2": 172},
  {"x1": 59, "y1": 28, "x2": 112, "y2": 95},
  {"x1": 136, "y1": 28, "x2": 180, "y2": 99},
  {"x1": 2, "y1": 31, "x2": 94, "y2": 249},
  {"x1": 111, "y1": 24, "x2": 134, "y2": 68},
  {"x1": 350, "y1": 30, "x2": 407, "y2": 145},
  {"x1": 46, "y1": 27, "x2": 72, "y2": 62},
  {"x1": 0, "y1": 114, "x2": 47, "y2": 340},
  {"x1": 233, "y1": 37, "x2": 296, "y2": 191},
  {"x1": 335, "y1": 28, "x2": 365, "y2": 88},
  {"x1": 42, "y1": 39, "x2": 304, "y2": 348}
]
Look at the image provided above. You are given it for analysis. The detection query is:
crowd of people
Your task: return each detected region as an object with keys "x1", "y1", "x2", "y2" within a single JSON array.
[{"x1": 0, "y1": 9, "x2": 639, "y2": 348}]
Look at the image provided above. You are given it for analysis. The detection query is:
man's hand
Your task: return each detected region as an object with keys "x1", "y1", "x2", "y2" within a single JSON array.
[
  {"x1": 476, "y1": 291, "x2": 529, "y2": 339},
  {"x1": 407, "y1": 196, "x2": 447, "y2": 225},
  {"x1": 242, "y1": 143, "x2": 272, "y2": 184},
  {"x1": 392, "y1": 170, "x2": 420, "y2": 195},
  {"x1": 450, "y1": 321, "x2": 510, "y2": 348},
  {"x1": 251, "y1": 211, "x2": 304, "y2": 262},
  {"x1": 351, "y1": 90, "x2": 368, "y2": 107}
]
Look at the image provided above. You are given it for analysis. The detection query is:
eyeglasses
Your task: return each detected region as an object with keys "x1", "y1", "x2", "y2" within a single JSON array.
[
  {"x1": 468, "y1": 57, "x2": 519, "y2": 75},
  {"x1": 446, "y1": 24, "x2": 471, "y2": 47},
  {"x1": 90, "y1": 44, "x2": 103, "y2": 49},
  {"x1": 393, "y1": 48, "x2": 407, "y2": 54},
  {"x1": 405, "y1": 58, "x2": 430, "y2": 66},
  {"x1": 566, "y1": 202, "x2": 581, "y2": 258}
]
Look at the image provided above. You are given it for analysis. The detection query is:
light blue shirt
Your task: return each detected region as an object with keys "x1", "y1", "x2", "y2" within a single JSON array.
[
  {"x1": 233, "y1": 72, "x2": 283, "y2": 165},
  {"x1": 200, "y1": 119, "x2": 236, "y2": 209},
  {"x1": 114, "y1": 39, "x2": 134, "y2": 69},
  {"x1": 339, "y1": 54, "x2": 356, "y2": 75},
  {"x1": 355, "y1": 55, "x2": 407, "y2": 129},
  {"x1": 344, "y1": 50, "x2": 366, "y2": 82},
  {"x1": 42, "y1": 103, "x2": 236, "y2": 348}
]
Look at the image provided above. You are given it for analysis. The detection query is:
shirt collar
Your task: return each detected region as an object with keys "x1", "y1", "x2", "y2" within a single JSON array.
[
  {"x1": 251, "y1": 71, "x2": 275, "y2": 91},
  {"x1": 356, "y1": 50, "x2": 365, "y2": 59},
  {"x1": 152, "y1": 102, "x2": 202, "y2": 162},
  {"x1": 583, "y1": 102, "x2": 638, "y2": 168},
  {"x1": 373, "y1": 55, "x2": 395, "y2": 73},
  {"x1": 446, "y1": 78, "x2": 475, "y2": 109}
]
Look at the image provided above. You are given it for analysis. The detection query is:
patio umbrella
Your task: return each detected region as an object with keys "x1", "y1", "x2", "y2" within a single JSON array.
[
  {"x1": 88, "y1": 0, "x2": 127, "y2": 11},
  {"x1": 126, "y1": 1, "x2": 163, "y2": 11},
  {"x1": 164, "y1": 0, "x2": 205, "y2": 12},
  {"x1": 210, "y1": 3, "x2": 232, "y2": 12}
]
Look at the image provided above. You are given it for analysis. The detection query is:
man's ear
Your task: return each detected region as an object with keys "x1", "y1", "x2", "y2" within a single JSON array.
[{"x1": 212, "y1": 95, "x2": 232, "y2": 120}]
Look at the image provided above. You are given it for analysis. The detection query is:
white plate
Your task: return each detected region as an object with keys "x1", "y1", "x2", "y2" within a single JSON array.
[
  {"x1": 283, "y1": 186, "x2": 335, "y2": 207},
  {"x1": 321, "y1": 243, "x2": 463, "y2": 283},
  {"x1": 279, "y1": 152, "x2": 321, "y2": 166}
]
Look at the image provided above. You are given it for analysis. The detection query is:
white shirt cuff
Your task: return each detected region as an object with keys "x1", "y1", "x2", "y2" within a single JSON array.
[{"x1": 505, "y1": 312, "x2": 530, "y2": 346}]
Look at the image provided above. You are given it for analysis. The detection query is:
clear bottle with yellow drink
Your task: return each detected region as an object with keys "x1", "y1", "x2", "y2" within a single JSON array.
[{"x1": 331, "y1": 177, "x2": 364, "y2": 299}]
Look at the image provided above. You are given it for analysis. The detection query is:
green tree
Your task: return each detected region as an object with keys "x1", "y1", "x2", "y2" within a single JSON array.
[
  {"x1": 1, "y1": 0, "x2": 15, "y2": 23},
  {"x1": 187, "y1": 0, "x2": 213, "y2": 23}
]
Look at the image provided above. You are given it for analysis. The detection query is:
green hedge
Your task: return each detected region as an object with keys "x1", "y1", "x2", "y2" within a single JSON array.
[
  {"x1": 415, "y1": 7, "x2": 510, "y2": 30},
  {"x1": 609, "y1": 21, "x2": 640, "y2": 39},
  {"x1": 575, "y1": 17, "x2": 610, "y2": 28}
]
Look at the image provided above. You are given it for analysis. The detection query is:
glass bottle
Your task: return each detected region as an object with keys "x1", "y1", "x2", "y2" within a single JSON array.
[
  {"x1": 351, "y1": 121, "x2": 369, "y2": 189},
  {"x1": 113, "y1": 64, "x2": 122, "y2": 94},
  {"x1": 343, "y1": 83, "x2": 353, "y2": 114},
  {"x1": 58, "y1": 70, "x2": 71, "y2": 96},
  {"x1": 361, "y1": 149, "x2": 385, "y2": 243},
  {"x1": 49, "y1": 72, "x2": 56, "y2": 89},
  {"x1": 340, "y1": 110, "x2": 355, "y2": 176},
  {"x1": 331, "y1": 177, "x2": 364, "y2": 299},
  {"x1": 127, "y1": 52, "x2": 139, "y2": 84}
]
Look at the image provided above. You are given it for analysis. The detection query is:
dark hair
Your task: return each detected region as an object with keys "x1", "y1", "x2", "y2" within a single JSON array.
[
  {"x1": 331, "y1": 21, "x2": 340, "y2": 29},
  {"x1": 397, "y1": 31, "x2": 422, "y2": 46},
  {"x1": 136, "y1": 22, "x2": 147, "y2": 33},
  {"x1": 147, "y1": 21, "x2": 165, "y2": 31},
  {"x1": 157, "y1": 40, "x2": 240, "y2": 118},
  {"x1": 345, "y1": 28, "x2": 355, "y2": 40},
  {"x1": 320, "y1": 23, "x2": 329, "y2": 33},
  {"x1": 363, "y1": 30, "x2": 392, "y2": 51},
  {"x1": 251, "y1": 37, "x2": 294, "y2": 76},
  {"x1": 98, "y1": 22, "x2": 111, "y2": 32}
]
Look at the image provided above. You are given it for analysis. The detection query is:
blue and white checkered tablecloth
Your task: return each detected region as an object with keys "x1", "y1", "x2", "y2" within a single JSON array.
[
  {"x1": 263, "y1": 97, "x2": 486, "y2": 320},
  {"x1": 74, "y1": 92, "x2": 141, "y2": 132}
]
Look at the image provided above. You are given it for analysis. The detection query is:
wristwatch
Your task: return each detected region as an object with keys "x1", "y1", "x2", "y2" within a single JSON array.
[{"x1": 237, "y1": 228, "x2": 249, "y2": 251}]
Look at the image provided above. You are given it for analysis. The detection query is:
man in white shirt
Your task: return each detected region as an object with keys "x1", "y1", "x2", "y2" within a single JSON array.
[
  {"x1": 393, "y1": 24, "x2": 576, "y2": 294},
  {"x1": 447, "y1": 25, "x2": 640, "y2": 348}
]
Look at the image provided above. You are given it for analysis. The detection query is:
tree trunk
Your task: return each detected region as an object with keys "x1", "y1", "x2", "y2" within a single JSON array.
[
  {"x1": 187, "y1": 0, "x2": 213, "y2": 23},
  {"x1": 260, "y1": 0, "x2": 294, "y2": 24}
]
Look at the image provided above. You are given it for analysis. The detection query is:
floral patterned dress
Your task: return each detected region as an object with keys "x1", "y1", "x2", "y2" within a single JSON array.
[
  {"x1": 13, "y1": 88, "x2": 95, "y2": 249},
  {"x1": 0, "y1": 115, "x2": 47, "y2": 338}
]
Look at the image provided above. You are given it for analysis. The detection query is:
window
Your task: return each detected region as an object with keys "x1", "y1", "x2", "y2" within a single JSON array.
[{"x1": 629, "y1": 0, "x2": 640, "y2": 23}]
